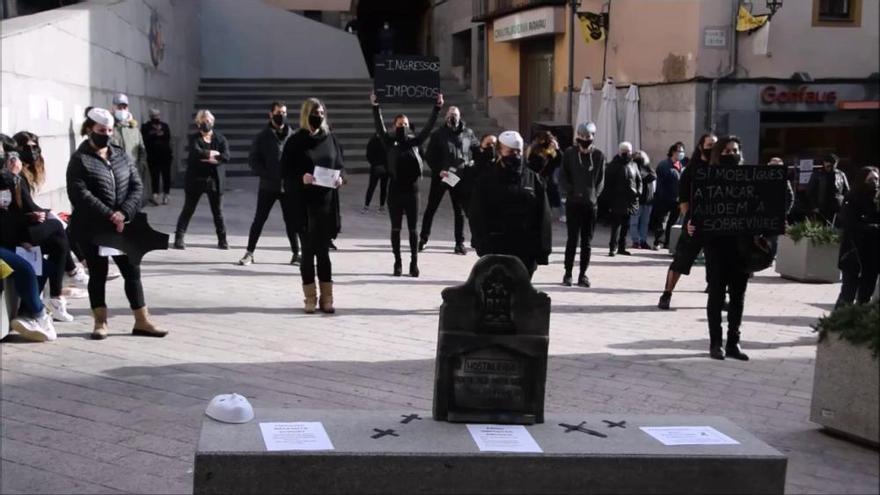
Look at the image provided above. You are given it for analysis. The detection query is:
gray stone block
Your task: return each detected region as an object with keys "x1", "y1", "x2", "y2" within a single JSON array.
[{"x1": 194, "y1": 409, "x2": 787, "y2": 495}]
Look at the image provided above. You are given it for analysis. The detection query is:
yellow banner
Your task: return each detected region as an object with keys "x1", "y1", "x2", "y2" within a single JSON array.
[
  {"x1": 0, "y1": 260, "x2": 12, "y2": 280},
  {"x1": 737, "y1": 5, "x2": 769, "y2": 32},
  {"x1": 577, "y1": 12, "x2": 606, "y2": 44}
]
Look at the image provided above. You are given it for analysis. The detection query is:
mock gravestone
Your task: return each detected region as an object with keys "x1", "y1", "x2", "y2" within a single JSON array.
[{"x1": 433, "y1": 255, "x2": 550, "y2": 424}]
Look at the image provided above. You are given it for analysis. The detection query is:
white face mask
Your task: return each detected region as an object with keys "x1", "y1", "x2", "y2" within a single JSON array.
[
  {"x1": 114, "y1": 110, "x2": 130, "y2": 123},
  {"x1": 0, "y1": 189, "x2": 11, "y2": 209}
]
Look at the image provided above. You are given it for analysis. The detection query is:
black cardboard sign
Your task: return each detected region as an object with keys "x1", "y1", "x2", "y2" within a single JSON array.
[
  {"x1": 691, "y1": 165, "x2": 787, "y2": 235},
  {"x1": 374, "y1": 56, "x2": 441, "y2": 103}
]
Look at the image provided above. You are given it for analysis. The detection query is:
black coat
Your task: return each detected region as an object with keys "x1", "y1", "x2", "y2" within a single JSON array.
[
  {"x1": 838, "y1": 191, "x2": 880, "y2": 273},
  {"x1": 186, "y1": 131, "x2": 230, "y2": 193},
  {"x1": 372, "y1": 104, "x2": 440, "y2": 193},
  {"x1": 249, "y1": 124, "x2": 294, "y2": 192},
  {"x1": 808, "y1": 168, "x2": 850, "y2": 221},
  {"x1": 366, "y1": 133, "x2": 387, "y2": 174},
  {"x1": 638, "y1": 165, "x2": 657, "y2": 206},
  {"x1": 558, "y1": 146, "x2": 605, "y2": 206},
  {"x1": 140, "y1": 120, "x2": 173, "y2": 163},
  {"x1": 604, "y1": 154, "x2": 642, "y2": 216},
  {"x1": 425, "y1": 121, "x2": 476, "y2": 176},
  {"x1": 66, "y1": 141, "x2": 143, "y2": 242},
  {"x1": 468, "y1": 158, "x2": 553, "y2": 267},
  {"x1": 280, "y1": 129, "x2": 345, "y2": 236}
]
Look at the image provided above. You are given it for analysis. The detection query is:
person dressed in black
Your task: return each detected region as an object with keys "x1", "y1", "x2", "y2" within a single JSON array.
[
  {"x1": 281, "y1": 98, "x2": 345, "y2": 314},
  {"x1": 558, "y1": 122, "x2": 604, "y2": 287},
  {"x1": 835, "y1": 166, "x2": 879, "y2": 308},
  {"x1": 651, "y1": 141, "x2": 686, "y2": 249},
  {"x1": 363, "y1": 132, "x2": 389, "y2": 213},
  {"x1": 238, "y1": 101, "x2": 300, "y2": 266},
  {"x1": 807, "y1": 153, "x2": 850, "y2": 226},
  {"x1": 370, "y1": 91, "x2": 443, "y2": 277},
  {"x1": 688, "y1": 135, "x2": 750, "y2": 360},
  {"x1": 463, "y1": 133, "x2": 497, "y2": 217},
  {"x1": 604, "y1": 141, "x2": 641, "y2": 256},
  {"x1": 526, "y1": 130, "x2": 563, "y2": 221},
  {"x1": 140, "y1": 108, "x2": 173, "y2": 206},
  {"x1": 468, "y1": 130, "x2": 552, "y2": 278},
  {"x1": 420, "y1": 105, "x2": 476, "y2": 255},
  {"x1": 658, "y1": 133, "x2": 717, "y2": 310},
  {"x1": 66, "y1": 107, "x2": 166, "y2": 340},
  {"x1": 173, "y1": 110, "x2": 230, "y2": 250}
]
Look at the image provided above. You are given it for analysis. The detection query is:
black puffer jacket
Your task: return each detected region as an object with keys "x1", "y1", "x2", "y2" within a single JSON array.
[
  {"x1": 66, "y1": 140, "x2": 143, "y2": 241},
  {"x1": 425, "y1": 120, "x2": 476, "y2": 176}
]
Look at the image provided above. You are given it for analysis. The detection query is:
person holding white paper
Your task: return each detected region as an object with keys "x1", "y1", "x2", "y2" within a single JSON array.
[{"x1": 281, "y1": 98, "x2": 345, "y2": 314}]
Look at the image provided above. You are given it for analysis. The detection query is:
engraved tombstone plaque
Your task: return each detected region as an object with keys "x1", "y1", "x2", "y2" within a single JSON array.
[{"x1": 433, "y1": 255, "x2": 550, "y2": 424}]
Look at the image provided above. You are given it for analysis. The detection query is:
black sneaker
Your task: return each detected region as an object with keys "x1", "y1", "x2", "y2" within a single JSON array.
[
  {"x1": 608, "y1": 250, "x2": 616, "y2": 257},
  {"x1": 454, "y1": 243, "x2": 467, "y2": 255},
  {"x1": 418, "y1": 239, "x2": 427, "y2": 252},
  {"x1": 658, "y1": 292, "x2": 672, "y2": 310},
  {"x1": 290, "y1": 253, "x2": 300, "y2": 266},
  {"x1": 173, "y1": 235, "x2": 185, "y2": 250},
  {"x1": 577, "y1": 275, "x2": 591, "y2": 288},
  {"x1": 393, "y1": 261, "x2": 402, "y2": 277},
  {"x1": 709, "y1": 346, "x2": 726, "y2": 360},
  {"x1": 409, "y1": 261, "x2": 420, "y2": 278},
  {"x1": 618, "y1": 248, "x2": 632, "y2": 256},
  {"x1": 725, "y1": 344, "x2": 749, "y2": 361},
  {"x1": 329, "y1": 241, "x2": 338, "y2": 251},
  {"x1": 562, "y1": 273, "x2": 572, "y2": 286}
]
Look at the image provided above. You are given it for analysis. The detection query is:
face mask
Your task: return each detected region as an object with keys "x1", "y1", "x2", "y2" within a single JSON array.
[
  {"x1": 151, "y1": 116, "x2": 160, "y2": 123},
  {"x1": 308, "y1": 114, "x2": 323, "y2": 129},
  {"x1": 482, "y1": 145, "x2": 495, "y2": 155},
  {"x1": 19, "y1": 148, "x2": 39, "y2": 164},
  {"x1": 576, "y1": 138, "x2": 592, "y2": 149},
  {"x1": 621, "y1": 152, "x2": 631, "y2": 160},
  {"x1": 676, "y1": 152, "x2": 686, "y2": 162},
  {"x1": 447, "y1": 117, "x2": 459, "y2": 128},
  {"x1": 396, "y1": 126, "x2": 407, "y2": 139},
  {"x1": 114, "y1": 110, "x2": 129, "y2": 123},
  {"x1": 90, "y1": 132, "x2": 111, "y2": 149},
  {"x1": 199, "y1": 122, "x2": 213, "y2": 133},
  {"x1": 866, "y1": 181, "x2": 879, "y2": 193},
  {"x1": 702, "y1": 148, "x2": 712, "y2": 158},
  {"x1": 719, "y1": 154, "x2": 741, "y2": 167},
  {"x1": 501, "y1": 155, "x2": 521, "y2": 168},
  {"x1": 273, "y1": 114, "x2": 287, "y2": 127},
  {"x1": 634, "y1": 158, "x2": 645, "y2": 167}
]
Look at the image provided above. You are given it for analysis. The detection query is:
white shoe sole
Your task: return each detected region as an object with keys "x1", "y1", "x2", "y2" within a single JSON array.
[{"x1": 11, "y1": 321, "x2": 50, "y2": 342}]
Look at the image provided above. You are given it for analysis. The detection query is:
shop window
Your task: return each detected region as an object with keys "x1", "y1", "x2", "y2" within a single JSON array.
[{"x1": 813, "y1": 0, "x2": 862, "y2": 27}]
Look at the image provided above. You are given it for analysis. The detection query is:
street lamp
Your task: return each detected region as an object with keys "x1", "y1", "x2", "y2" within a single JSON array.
[
  {"x1": 766, "y1": 0, "x2": 783, "y2": 17},
  {"x1": 567, "y1": 0, "x2": 582, "y2": 127}
]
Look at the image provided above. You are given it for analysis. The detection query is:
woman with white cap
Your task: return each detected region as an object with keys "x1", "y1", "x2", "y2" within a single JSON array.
[
  {"x1": 66, "y1": 107, "x2": 166, "y2": 340},
  {"x1": 468, "y1": 130, "x2": 552, "y2": 277}
]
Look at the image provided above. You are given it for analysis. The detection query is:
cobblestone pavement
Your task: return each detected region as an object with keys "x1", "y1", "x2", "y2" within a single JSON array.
[{"x1": 2, "y1": 176, "x2": 878, "y2": 494}]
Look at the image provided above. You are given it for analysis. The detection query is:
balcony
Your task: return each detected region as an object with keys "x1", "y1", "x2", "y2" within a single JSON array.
[{"x1": 472, "y1": 0, "x2": 567, "y2": 23}]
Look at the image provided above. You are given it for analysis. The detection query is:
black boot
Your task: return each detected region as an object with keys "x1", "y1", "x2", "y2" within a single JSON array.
[
  {"x1": 577, "y1": 273, "x2": 591, "y2": 287},
  {"x1": 709, "y1": 327, "x2": 725, "y2": 360},
  {"x1": 409, "y1": 258, "x2": 420, "y2": 278},
  {"x1": 173, "y1": 233, "x2": 185, "y2": 250},
  {"x1": 393, "y1": 253, "x2": 402, "y2": 277},
  {"x1": 217, "y1": 233, "x2": 229, "y2": 250},
  {"x1": 725, "y1": 329, "x2": 749, "y2": 361},
  {"x1": 562, "y1": 271, "x2": 572, "y2": 286},
  {"x1": 658, "y1": 291, "x2": 672, "y2": 310}
]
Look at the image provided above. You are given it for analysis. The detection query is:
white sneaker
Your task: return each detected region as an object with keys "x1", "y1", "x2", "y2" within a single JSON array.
[
  {"x1": 107, "y1": 264, "x2": 121, "y2": 280},
  {"x1": 11, "y1": 313, "x2": 57, "y2": 342},
  {"x1": 48, "y1": 297, "x2": 74, "y2": 322},
  {"x1": 67, "y1": 265, "x2": 89, "y2": 289},
  {"x1": 361, "y1": 206, "x2": 369, "y2": 214},
  {"x1": 162, "y1": 194, "x2": 169, "y2": 205}
]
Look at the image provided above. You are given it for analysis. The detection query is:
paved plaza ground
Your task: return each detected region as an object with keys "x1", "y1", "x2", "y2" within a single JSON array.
[{"x1": 2, "y1": 175, "x2": 878, "y2": 494}]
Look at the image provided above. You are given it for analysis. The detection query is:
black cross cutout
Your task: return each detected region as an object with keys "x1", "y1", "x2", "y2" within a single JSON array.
[
  {"x1": 558, "y1": 422, "x2": 608, "y2": 438},
  {"x1": 371, "y1": 428, "x2": 399, "y2": 439},
  {"x1": 400, "y1": 414, "x2": 422, "y2": 424},
  {"x1": 603, "y1": 420, "x2": 627, "y2": 429}
]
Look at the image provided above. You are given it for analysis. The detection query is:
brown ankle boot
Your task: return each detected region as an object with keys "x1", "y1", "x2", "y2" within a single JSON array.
[
  {"x1": 132, "y1": 307, "x2": 167, "y2": 337},
  {"x1": 91, "y1": 307, "x2": 109, "y2": 340},
  {"x1": 319, "y1": 282, "x2": 335, "y2": 314},
  {"x1": 303, "y1": 283, "x2": 318, "y2": 314}
]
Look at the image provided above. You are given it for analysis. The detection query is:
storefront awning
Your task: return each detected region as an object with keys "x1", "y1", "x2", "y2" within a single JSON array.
[{"x1": 838, "y1": 101, "x2": 880, "y2": 110}]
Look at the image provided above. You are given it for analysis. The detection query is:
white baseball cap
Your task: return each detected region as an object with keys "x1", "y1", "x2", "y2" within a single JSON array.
[
  {"x1": 498, "y1": 130, "x2": 524, "y2": 151},
  {"x1": 205, "y1": 393, "x2": 255, "y2": 424},
  {"x1": 112, "y1": 93, "x2": 129, "y2": 106},
  {"x1": 87, "y1": 107, "x2": 115, "y2": 128}
]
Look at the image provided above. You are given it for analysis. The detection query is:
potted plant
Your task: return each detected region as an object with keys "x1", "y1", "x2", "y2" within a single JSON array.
[
  {"x1": 810, "y1": 302, "x2": 880, "y2": 446},
  {"x1": 775, "y1": 219, "x2": 840, "y2": 282}
]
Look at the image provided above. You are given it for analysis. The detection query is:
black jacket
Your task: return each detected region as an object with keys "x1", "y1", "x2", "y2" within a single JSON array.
[
  {"x1": 638, "y1": 164, "x2": 657, "y2": 206},
  {"x1": 372, "y1": 104, "x2": 440, "y2": 193},
  {"x1": 604, "y1": 154, "x2": 642, "y2": 216},
  {"x1": 280, "y1": 129, "x2": 345, "y2": 235},
  {"x1": 366, "y1": 134, "x2": 387, "y2": 174},
  {"x1": 526, "y1": 148, "x2": 562, "y2": 180},
  {"x1": 655, "y1": 158, "x2": 682, "y2": 205},
  {"x1": 250, "y1": 124, "x2": 294, "y2": 192},
  {"x1": 140, "y1": 120, "x2": 173, "y2": 163},
  {"x1": 0, "y1": 171, "x2": 45, "y2": 248},
  {"x1": 808, "y1": 168, "x2": 850, "y2": 221},
  {"x1": 186, "y1": 131, "x2": 230, "y2": 192},
  {"x1": 425, "y1": 121, "x2": 476, "y2": 176},
  {"x1": 838, "y1": 191, "x2": 880, "y2": 273},
  {"x1": 558, "y1": 146, "x2": 605, "y2": 206},
  {"x1": 66, "y1": 141, "x2": 143, "y2": 241},
  {"x1": 468, "y1": 158, "x2": 553, "y2": 266}
]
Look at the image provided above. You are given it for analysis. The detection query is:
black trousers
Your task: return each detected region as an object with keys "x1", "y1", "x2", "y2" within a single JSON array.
[
  {"x1": 608, "y1": 213, "x2": 631, "y2": 251},
  {"x1": 704, "y1": 242, "x2": 749, "y2": 346},
  {"x1": 389, "y1": 190, "x2": 419, "y2": 261},
  {"x1": 29, "y1": 218, "x2": 69, "y2": 298},
  {"x1": 651, "y1": 200, "x2": 679, "y2": 247},
  {"x1": 365, "y1": 171, "x2": 389, "y2": 207},
  {"x1": 246, "y1": 188, "x2": 299, "y2": 254},
  {"x1": 564, "y1": 201, "x2": 596, "y2": 275},
  {"x1": 81, "y1": 242, "x2": 145, "y2": 310},
  {"x1": 148, "y1": 156, "x2": 172, "y2": 195},
  {"x1": 420, "y1": 175, "x2": 464, "y2": 244},
  {"x1": 300, "y1": 208, "x2": 333, "y2": 285},
  {"x1": 176, "y1": 183, "x2": 226, "y2": 236},
  {"x1": 837, "y1": 269, "x2": 880, "y2": 307}
]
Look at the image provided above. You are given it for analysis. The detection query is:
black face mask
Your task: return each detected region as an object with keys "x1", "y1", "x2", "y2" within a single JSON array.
[
  {"x1": 90, "y1": 132, "x2": 111, "y2": 149},
  {"x1": 272, "y1": 114, "x2": 286, "y2": 127},
  {"x1": 719, "y1": 154, "x2": 741, "y2": 167},
  {"x1": 199, "y1": 122, "x2": 213, "y2": 133},
  {"x1": 501, "y1": 155, "x2": 521, "y2": 168},
  {"x1": 576, "y1": 138, "x2": 592, "y2": 149},
  {"x1": 620, "y1": 152, "x2": 631, "y2": 160},
  {"x1": 447, "y1": 117, "x2": 459, "y2": 128},
  {"x1": 308, "y1": 114, "x2": 323, "y2": 130},
  {"x1": 151, "y1": 117, "x2": 160, "y2": 123},
  {"x1": 19, "y1": 148, "x2": 39, "y2": 164},
  {"x1": 481, "y1": 145, "x2": 495, "y2": 155},
  {"x1": 395, "y1": 126, "x2": 407, "y2": 140},
  {"x1": 634, "y1": 158, "x2": 645, "y2": 168},
  {"x1": 701, "y1": 148, "x2": 712, "y2": 158}
]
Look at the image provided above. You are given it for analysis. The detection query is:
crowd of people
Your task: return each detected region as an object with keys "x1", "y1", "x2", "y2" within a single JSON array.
[{"x1": 2, "y1": 91, "x2": 877, "y2": 361}]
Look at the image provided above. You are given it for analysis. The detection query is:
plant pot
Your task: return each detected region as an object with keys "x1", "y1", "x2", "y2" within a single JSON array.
[
  {"x1": 775, "y1": 235, "x2": 840, "y2": 283},
  {"x1": 810, "y1": 334, "x2": 879, "y2": 446}
]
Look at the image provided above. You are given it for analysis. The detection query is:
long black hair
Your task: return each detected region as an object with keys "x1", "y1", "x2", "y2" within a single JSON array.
[{"x1": 690, "y1": 133, "x2": 716, "y2": 164}]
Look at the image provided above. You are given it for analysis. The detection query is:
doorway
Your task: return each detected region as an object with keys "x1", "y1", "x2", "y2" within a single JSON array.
[{"x1": 519, "y1": 37, "x2": 555, "y2": 133}]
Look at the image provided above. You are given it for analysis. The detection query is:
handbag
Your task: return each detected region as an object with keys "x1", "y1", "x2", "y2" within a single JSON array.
[{"x1": 740, "y1": 235, "x2": 777, "y2": 274}]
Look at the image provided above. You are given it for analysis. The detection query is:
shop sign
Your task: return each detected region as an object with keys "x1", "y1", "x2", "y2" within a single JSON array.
[
  {"x1": 761, "y1": 86, "x2": 837, "y2": 105},
  {"x1": 493, "y1": 7, "x2": 564, "y2": 42}
]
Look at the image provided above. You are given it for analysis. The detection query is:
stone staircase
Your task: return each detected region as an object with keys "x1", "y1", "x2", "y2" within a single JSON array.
[{"x1": 190, "y1": 78, "x2": 501, "y2": 175}]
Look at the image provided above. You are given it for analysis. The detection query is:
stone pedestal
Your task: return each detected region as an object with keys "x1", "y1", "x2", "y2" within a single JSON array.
[
  {"x1": 193, "y1": 409, "x2": 788, "y2": 495},
  {"x1": 775, "y1": 235, "x2": 840, "y2": 283}
]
